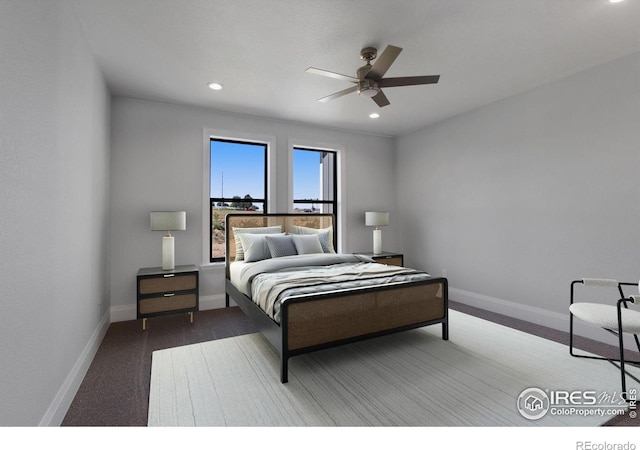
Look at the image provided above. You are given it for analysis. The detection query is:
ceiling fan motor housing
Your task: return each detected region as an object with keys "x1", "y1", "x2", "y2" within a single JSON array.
[
  {"x1": 357, "y1": 62, "x2": 379, "y2": 97},
  {"x1": 357, "y1": 79, "x2": 380, "y2": 97}
]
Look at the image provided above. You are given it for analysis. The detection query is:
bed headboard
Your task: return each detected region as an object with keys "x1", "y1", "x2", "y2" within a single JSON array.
[{"x1": 224, "y1": 213, "x2": 335, "y2": 278}]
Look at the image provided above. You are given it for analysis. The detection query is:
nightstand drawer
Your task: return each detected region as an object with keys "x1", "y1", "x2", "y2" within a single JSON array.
[
  {"x1": 139, "y1": 273, "x2": 197, "y2": 294},
  {"x1": 139, "y1": 294, "x2": 197, "y2": 315},
  {"x1": 358, "y1": 252, "x2": 405, "y2": 267},
  {"x1": 376, "y1": 256, "x2": 403, "y2": 267},
  {"x1": 136, "y1": 265, "x2": 199, "y2": 329}
]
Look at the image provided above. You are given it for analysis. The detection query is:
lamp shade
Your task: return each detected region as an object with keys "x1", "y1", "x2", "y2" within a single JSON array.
[
  {"x1": 150, "y1": 211, "x2": 186, "y2": 231},
  {"x1": 365, "y1": 211, "x2": 389, "y2": 227}
]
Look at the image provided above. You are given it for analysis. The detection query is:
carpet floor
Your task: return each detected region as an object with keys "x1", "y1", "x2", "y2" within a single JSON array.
[{"x1": 62, "y1": 302, "x2": 639, "y2": 426}]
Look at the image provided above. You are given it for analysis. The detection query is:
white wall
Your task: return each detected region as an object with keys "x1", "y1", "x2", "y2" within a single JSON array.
[
  {"x1": 396, "y1": 51, "x2": 640, "y2": 344},
  {"x1": 0, "y1": 1, "x2": 111, "y2": 425},
  {"x1": 109, "y1": 98, "x2": 396, "y2": 319}
]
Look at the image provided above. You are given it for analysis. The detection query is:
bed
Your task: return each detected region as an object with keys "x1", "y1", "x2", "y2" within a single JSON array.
[{"x1": 224, "y1": 213, "x2": 448, "y2": 383}]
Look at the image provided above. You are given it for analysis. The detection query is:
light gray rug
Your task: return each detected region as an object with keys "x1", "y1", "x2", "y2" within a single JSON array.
[{"x1": 148, "y1": 310, "x2": 639, "y2": 426}]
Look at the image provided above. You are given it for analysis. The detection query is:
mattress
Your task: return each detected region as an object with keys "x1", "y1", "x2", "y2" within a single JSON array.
[{"x1": 230, "y1": 253, "x2": 432, "y2": 324}]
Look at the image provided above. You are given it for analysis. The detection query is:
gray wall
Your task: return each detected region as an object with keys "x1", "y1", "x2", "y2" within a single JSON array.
[
  {"x1": 396, "y1": 51, "x2": 640, "y2": 343},
  {"x1": 109, "y1": 98, "x2": 396, "y2": 319},
  {"x1": 5, "y1": 1, "x2": 637, "y2": 427},
  {"x1": 0, "y1": 1, "x2": 111, "y2": 425}
]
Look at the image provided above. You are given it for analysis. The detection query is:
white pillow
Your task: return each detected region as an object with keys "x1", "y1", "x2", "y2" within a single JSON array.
[
  {"x1": 292, "y1": 234, "x2": 324, "y2": 255},
  {"x1": 290, "y1": 225, "x2": 335, "y2": 253},
  {"x1": 232, "y1": 225, "x2": 282, "y2": 261},
  {"x1": 238, "y1": 233, "x2": 280, "y2": 262}
]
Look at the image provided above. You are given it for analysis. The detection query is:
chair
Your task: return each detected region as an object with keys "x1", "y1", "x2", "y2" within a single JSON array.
[{"x1": 569, "y1": 278, "x2": 640, "y2": 401}]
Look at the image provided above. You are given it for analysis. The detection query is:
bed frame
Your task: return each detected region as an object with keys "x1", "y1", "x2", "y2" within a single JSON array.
[{"x1": 224, "y1": 213, "x2": 449, "y2": 383}]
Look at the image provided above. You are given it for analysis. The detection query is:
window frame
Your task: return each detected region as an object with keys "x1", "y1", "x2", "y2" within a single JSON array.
[
  {"x1": 209, "y1": 138, "x2": 268, "y2": 263},
  {"x1": 292, "y1": 146, "x2": 337, "y2": 213},
  {"x1": 203, "y1": 129, "x2": 275, "y2": 266},
  {"x1": 292, "y1": 146, "x2": 339, "y2": 249}
]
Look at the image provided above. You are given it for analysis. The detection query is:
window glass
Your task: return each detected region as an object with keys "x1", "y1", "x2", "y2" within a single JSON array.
[
  {"x1": 293, "y1": 146, "x2": 337, "y2": 222},
  {"x1": 210, "y1": 139, "x2": 266, "y2": 262}
]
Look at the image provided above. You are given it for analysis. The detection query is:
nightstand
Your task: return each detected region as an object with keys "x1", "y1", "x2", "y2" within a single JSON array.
[
  {"x1": 136, "y1": 265, "x2": 199, "y2": 330},
  {"x1": 359, "y1": 251, "x2": 404, "y2": 267}
]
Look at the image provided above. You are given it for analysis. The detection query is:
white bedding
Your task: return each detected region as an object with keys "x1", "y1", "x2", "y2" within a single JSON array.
[
  {"x1": 229, "y1": 253, "x2": 432, "y2": 323},
  {"x1": 230, "y1": 260, "x2": 253, "y2": 297},
  {"x1": 230, "y1": 254, "x2": 369, "y2": 297}
]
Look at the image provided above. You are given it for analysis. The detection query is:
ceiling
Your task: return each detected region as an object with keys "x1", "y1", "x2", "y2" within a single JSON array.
[{"x1": 73, "y1": 0, "x2": 640, "y2": 137}]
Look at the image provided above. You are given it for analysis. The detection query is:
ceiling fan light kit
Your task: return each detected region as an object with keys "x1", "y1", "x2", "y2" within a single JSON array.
[
  {"x1": 358, "y1": 79, "x2": 380, "y2": 98},
  {"x1": 306, "y1": 44, "x2": 440, "y2": 107}
]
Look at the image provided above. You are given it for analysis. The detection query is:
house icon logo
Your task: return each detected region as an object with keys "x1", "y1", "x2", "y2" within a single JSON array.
[{"x1": 517, "y1": 387, "x2": 550, "y2": 420}]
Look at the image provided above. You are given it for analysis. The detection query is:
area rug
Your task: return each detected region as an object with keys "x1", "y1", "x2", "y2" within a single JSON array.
[{"x1": 148, "y1": 310, "x2": 639, "y2": 426}]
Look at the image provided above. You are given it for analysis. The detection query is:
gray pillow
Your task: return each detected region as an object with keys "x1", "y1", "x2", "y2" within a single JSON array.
[
  {"x1": 290, "y1": 225, "x2": 335, "y2": 253},
  {"x1": 232, "y1": 225, "x2": 282, "y2": 261},
  {"x1": 264, "y1": 234, "x2": 298, "y2": 258},
  {"x1": 292, "y1": 234, "x2": 324, "y2": 255}
]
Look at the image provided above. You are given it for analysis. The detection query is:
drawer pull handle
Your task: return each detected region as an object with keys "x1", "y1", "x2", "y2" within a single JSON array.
[
  {"x1": 163, "y1": 274, "x2": 175, "y2": 278},
  {"x1": 164, "y1": 293, "x2": 175, "y2": 297}
]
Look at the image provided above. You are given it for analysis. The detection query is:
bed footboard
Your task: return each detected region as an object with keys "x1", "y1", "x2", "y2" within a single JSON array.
[{"x1": 279, "y1": 277, "x2": 448, "y2": 382}]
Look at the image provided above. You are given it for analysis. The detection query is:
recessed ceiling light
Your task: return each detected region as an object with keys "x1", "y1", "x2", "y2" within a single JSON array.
[
  {"x1": 208, "y1": 82, "x2": 223, "y2": 90},
  {"x1": 609, "y1": 0, "x2": 624, "y2": 3},
  {"x1": 369, "y1": 113, "x2": 380, "y2": 119}
]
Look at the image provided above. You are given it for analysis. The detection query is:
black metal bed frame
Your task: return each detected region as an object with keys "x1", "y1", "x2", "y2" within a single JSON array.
[
  {"x1": 224, "y1": 213, "x2": 449, "y2": 383},
  {"x1": 226, "y1": 277, "x2": 449, "y2": 383}
]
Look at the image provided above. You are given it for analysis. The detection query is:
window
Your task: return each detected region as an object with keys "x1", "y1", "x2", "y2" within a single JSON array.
[
  {"x1": 210, "y1": 138, "x2": 267, "y2": 262},
  {"x1": 293, "y1": 146, "x2": 337, "y2": 219}
]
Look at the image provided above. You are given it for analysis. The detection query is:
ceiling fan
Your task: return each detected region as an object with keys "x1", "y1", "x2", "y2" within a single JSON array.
[{"x1": 306, "y1": 45, "x2": 440, "y2": 107}]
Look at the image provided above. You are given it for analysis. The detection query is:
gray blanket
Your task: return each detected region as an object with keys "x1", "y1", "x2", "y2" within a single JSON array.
[{"x1": 241, "y1": 254, "x2": 431, "y2": 323}]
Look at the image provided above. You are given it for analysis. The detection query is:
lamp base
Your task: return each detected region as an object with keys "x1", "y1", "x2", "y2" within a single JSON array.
[
  {"x1": 162, "y1": 236, "x2": 175, "y2": 270},
  {"x1": 373, "y1": 229, "x2": 382, "y2": 255}
]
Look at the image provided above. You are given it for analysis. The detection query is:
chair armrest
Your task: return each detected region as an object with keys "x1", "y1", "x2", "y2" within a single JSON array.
[
  {"x1": 570, "y1": 278, "x2": 624, "y2": 307},
  {"x1": 581, "y1": 278, "x2": 618, "y2": 287}
]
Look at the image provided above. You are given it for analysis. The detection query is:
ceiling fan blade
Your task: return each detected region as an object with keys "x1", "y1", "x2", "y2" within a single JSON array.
[
  {"x1": 306, "y1": 67, "x2": 359, "y2": 83},
  {"x1": 379, "y1": 75, "x2": 440, "y2": 87},
  {"x1": 317, "y1": 85, "x2": 358, "y2": 102},
  {"x1": 372, "y1": 90, "x2": 390, "y2": 107},
  {"x1": 365, "y1": 45, "x2": 402, "y2": 81}
]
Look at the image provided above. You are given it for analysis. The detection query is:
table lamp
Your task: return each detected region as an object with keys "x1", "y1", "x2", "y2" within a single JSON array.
[
  {"x1": 150, "y1": 211, "x2": 186, "y2": 270},
  {"x1": 365, "y1": 211, "x2": 389, "y2": 255}
]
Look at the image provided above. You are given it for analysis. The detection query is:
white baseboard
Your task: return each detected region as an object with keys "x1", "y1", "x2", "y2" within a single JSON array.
[
  {"x1": 39, "y1": 309, "x2": 110, "y2": 426},
  {"x1": 450, "y1": 287, "x2": 637, "y2": 349},
  {"x1": 200, "y1": 294, "x2": 229, "y2": 310},
  {"x1": 450, "y1": 287, "x2": 568, "y2": 329},
  {"x1": 46, "y1": 295, "x2": 230, "y2": 425}
]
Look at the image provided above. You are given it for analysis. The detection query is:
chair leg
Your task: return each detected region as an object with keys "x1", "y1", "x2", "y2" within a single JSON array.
[
  {"x1": 616, "y1": 299, "x2": 631, "y2": 403},
  {"x1": 569, "y1": 281, "x2": 578, "y2": 357},
  {"x1": 569, "y1": 312, "x2": 575, "y2": 356},
  {"x1": 633, "y1": 331, "x2": 640, "y2": 354},
  {"x1": 618, "y1": 320, "x2": 628, "y2": 401}
]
